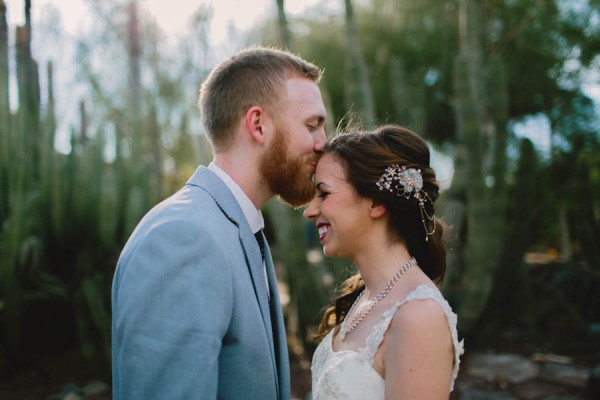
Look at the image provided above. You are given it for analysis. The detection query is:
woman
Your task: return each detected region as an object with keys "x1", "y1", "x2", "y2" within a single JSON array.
[{"x1": 304, "y1": 125, "x2": 463, "y2": 399}]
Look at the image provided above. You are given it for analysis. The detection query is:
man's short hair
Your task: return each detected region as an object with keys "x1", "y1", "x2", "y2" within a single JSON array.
[{"x1": 199, "y1": 46, "x2": 323, "y2": 150}]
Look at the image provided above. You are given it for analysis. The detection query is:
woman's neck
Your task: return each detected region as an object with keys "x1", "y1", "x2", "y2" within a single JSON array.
[{"x1": 353, "y1": 241, "x2": 413, "y2": 299}]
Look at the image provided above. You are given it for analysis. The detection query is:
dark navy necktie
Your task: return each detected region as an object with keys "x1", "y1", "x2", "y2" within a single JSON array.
[{"x1": 254, "y1": 230, "x2": 265, "y2": 261}]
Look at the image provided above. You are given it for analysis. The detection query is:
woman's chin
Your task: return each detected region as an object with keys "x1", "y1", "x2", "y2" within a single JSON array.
[{"x1": 322, "y1": 245, "x2": 344, "y2": 258}]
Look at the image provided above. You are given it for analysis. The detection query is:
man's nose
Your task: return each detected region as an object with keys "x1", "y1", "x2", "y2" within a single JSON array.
[{"x1": 313, "y1": 128, "x2": 326, "y2": 152}]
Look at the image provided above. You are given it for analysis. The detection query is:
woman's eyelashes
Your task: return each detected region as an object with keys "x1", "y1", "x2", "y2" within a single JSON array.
[{"x1": 317, "y1": 191, "x2": 330, "y2": 199}]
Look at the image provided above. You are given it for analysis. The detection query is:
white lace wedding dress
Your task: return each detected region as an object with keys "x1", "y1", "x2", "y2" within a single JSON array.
[{"x1": 311, "y1": 284, "x2": 464, "y2": 399}]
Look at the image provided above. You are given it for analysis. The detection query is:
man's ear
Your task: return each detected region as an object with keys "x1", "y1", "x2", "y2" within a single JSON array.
[
  {"x1": 245, "y1": 106, "x2": 265, "y2": 144},
  {"x1": 369, "y1": 200, "x2": 387, "y2": 219}
]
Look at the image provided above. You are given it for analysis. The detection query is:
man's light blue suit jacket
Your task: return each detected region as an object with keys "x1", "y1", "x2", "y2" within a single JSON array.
[{"x1": 111, "y1": 166, "x2": 290, "y2": 399}]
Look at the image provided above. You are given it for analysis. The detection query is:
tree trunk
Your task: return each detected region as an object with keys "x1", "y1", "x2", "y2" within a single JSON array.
[
  {"x1": 440, "y1": 142, "x2": 467, "y2": 294},
  {"x1": 0, "y1": 0, "x2": 9, "y2": 223},
  {"x1": 485, "y1": 54, "x2": 509, "y2": 269},
  {"x1": 343, "y1": 0, "x2": 375, "y2": 127},
  {"x1": 275, "y1": 0, "x2": 292, "y2": 50},
  {"x1": 389, "y1": 57, "x2": 426, "y2": 132},
  {"x1": 126, "y1": 0, "x2": 148, "y2": 230},
  {"x1": 558, "y1": 205, "x2": 571, "y2": 259},
  {"x1": 146, "y1": 102, "x2": 163, "y2": 204},
  {"x1": 41, "y1": 62, "x2": 58, "y2": 231},
  {"x1": 268, "y1": 201, "x2": 324, "y2": 351},
  {"x1": 3, "y1": 9, "x2": 41, "y2": 358},
  {"x1": 128, "y1": 0, "x2": 142, "y2": 121},
  {"x1": 453, "y1": 0, "x2": 494, "y2": 332},
  {"x1": 489, "y1": 138, "x2": 538, "y2": 321}
]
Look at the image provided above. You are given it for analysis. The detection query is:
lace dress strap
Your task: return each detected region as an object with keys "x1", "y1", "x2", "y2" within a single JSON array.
[{"x1": 362, "y1": 284, "x2": 464, "y2": 390}]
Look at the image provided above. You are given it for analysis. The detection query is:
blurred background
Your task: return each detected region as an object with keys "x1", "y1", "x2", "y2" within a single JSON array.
[{"x1": 0, "y1": 0, "x2": 599, "y2": 399}]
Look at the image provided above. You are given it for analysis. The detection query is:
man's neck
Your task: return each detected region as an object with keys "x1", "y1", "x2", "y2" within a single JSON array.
[{"x1": 212, "y1": 154, "x2": 272, "y2": 209}]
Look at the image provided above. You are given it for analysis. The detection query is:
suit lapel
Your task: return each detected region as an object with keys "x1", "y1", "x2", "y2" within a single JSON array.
[
  {"x1": 264, "y1": 241, "x2": 289, "y2": 400},
  {"x1": 186, "y1": 167, "x2": 280, "y2": 392},
  {"x1": 238, "y1": 227, "x2": 276, "y2": 360}
]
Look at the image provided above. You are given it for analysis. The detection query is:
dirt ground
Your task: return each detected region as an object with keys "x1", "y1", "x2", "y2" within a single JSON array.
[{"x1": 0, "y1": 350, "x2": 595, "y2": 399}]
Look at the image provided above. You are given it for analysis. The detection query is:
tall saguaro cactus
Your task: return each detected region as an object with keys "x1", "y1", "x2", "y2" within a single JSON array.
[
  {"x1": 343, "y1": 0, "x2": 375, "y2": 127},
  {"x1": 126, "y1": 0, "x2": 152, "y2": 231},
  {"x1": 0, "y1": 0, "x2": 10, "y2": 223},
  {"x1": 389, "y1": 57, "x2": 426, "y2": 133},
  {"x1": 0, "y1": 0, "x2": 175, "y2": 369},
  {"x1": 452, "y1": 0, "x2": 509, "y2": 332},
  {"x1": 275, "y1": 0, "x2": 292, "y2": 50},
  {"x1": 2, "y1": 0, "x2": 43, "y2": 358}
]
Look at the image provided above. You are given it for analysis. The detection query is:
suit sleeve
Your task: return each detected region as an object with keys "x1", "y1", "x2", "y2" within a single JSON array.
[{"x1": 112, "y1": 213, "x2": 233, "y2": 399}]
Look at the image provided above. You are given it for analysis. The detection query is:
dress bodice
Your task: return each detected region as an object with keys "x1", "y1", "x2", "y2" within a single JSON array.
[{"x1": 311, "y1": 284, "x2": 464, "y2": 399}]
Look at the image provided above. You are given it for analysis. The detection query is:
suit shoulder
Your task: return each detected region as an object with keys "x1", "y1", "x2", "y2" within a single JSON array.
[
  {"x1": 143, "y1": 185, "x2": 235, "y2": 229},
  {"x1": 120, "y1": 186, "x2": 238, "y2": 258}
]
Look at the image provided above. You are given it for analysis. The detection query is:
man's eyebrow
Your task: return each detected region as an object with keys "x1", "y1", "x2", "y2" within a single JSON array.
[{"x1": 307, "y1": 115, "x2": 325, "y2": 125}]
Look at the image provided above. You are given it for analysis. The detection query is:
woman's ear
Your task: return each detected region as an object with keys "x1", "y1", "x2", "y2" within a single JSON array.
[
  {"x1": 245, "y1": 106, "x2": 265, "y2": 144},
  {"x1": 369, "y1": 201, "x2": 387, "y2": 219}
]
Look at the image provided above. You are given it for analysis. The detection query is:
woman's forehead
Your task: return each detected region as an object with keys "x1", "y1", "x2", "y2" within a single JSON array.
[{"x1": 316, "y1": 154, "x2": 347, "y2": 183}]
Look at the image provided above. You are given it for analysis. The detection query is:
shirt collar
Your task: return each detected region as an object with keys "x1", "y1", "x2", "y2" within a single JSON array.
[{"x1": 208, "y1": 162, "x2": 264, "y2": 233}]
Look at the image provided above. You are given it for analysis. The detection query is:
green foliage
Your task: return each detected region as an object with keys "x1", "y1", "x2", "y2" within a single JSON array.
[
  {"x1": 0, "y1": 0, "x2": 209, "y2": 374},
  {"x1": 256, "y1": 0, "x2": 600, "y2": 348}
]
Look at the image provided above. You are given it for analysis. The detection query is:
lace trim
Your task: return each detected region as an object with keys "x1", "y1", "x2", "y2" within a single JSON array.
[
  {"x1": 311, "y1": 284, "x2": 464, "y2": 393},
  {"x1": 363, "y1": 284, "x2": 464, "y2": 391}
]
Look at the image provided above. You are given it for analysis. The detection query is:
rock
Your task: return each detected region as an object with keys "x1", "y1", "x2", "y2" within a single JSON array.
[
  {"x1": 59, "y1": 384, "x2": 84, "y2": 400},
  {"x1": 586, "y1": 364, "x2": 600, "y2": 398},
  {"x1": 513, "y1": 380, "x2": 568, "y2": 400},
  {"x1": 466, "y1": 353, "x2": 539, "y2": 384},
  {"x1": 460, "y1": 388, "x2": 517, "y2": 400},
  {"x1": 539, "y1": 362, "x2": 588, "y2": 389},
  {"x1": 83, "y1": 380, "x2": 110, "y2": 395}
]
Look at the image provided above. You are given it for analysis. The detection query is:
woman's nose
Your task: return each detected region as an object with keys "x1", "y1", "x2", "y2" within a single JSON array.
[{"x1": 303, "y1": 197, "x2": 319, "y2": 220}]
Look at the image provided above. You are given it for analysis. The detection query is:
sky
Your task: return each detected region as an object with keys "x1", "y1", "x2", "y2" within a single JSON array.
[
  {"x1": 4, "y1": 0, "x2": 325, "y2": 43},
  {"x1": 3, "y1": 0, "x2": 330, "y2": 153},
  {"x1": 3, "y1": 0, "x2": 598, "y2": 165}
]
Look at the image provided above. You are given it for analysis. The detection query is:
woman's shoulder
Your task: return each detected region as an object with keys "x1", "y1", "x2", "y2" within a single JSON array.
[
  {"x1": 383, "y1": 284, "x2": 464, "y2": 391},
  {"x1": 363, "y1": 285, "x2": 448, "y2": 356},
  {"x1": 382, "y1": 283, "x2": 441, "y2": 314},
  {"x1": 389, "y1": 291, "x2": 449, "y2": 333},
  {"x1": 385, "y1": 284, "x2": 456, "y2": 333}
]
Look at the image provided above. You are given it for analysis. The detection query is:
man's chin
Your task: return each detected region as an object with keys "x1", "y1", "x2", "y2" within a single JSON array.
[
  {"x1": 275, "y1": 193, "x2": 313, "y2": 209},
  {"x1": 275, "y1": 184, "x2": 315, "y2": 208}
]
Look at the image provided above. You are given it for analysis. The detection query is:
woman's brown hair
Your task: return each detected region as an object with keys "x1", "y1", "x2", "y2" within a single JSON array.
[{"x1": 316, "y1": 124, "x2": 447, "y2": 338}]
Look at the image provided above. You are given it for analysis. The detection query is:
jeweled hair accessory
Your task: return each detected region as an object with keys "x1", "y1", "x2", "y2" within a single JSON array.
[{"x1": 376, "y1": 164, "x2": 436, "y2": 241}]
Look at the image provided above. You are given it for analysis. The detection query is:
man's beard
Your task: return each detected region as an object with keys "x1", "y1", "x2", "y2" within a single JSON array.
[{"x1": 260, "y1": 126, "x2": 316, "y2": 208}]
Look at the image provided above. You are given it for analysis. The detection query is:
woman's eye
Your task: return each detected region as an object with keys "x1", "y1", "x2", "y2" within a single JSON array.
[{"x1": 317, "y1": 192, "x2": 329, "y2": 199}]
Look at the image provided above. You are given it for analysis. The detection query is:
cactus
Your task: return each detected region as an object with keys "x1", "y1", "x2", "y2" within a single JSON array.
[
  {"x1": 0, "y1": 0, "x2": 176, "y2": 369},
  {"x1": 490, "y1": 138, "x2": 538, "y2": 315},
  {"x1": 2, "y1": 0, "x2": 44, "y2": 356},
  {"x1": 452, "y1": 0, "x2": 511, "y2": 332},
  {"x1": 0, "y1": 0, "x2": 9, "y2": 223},
  {"x1": 343, "y1": 0, "x2": 376, "y2": 127}
]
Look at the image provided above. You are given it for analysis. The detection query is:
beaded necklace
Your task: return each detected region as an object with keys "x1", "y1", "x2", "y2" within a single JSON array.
[{"x1": 340, "y1": 257, "x2": 417, "y2": 341}]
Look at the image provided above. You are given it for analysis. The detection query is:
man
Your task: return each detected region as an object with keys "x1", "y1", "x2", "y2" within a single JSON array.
[{"x1": 111, "y1": 46, "x2": 327, "y2": 399}]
